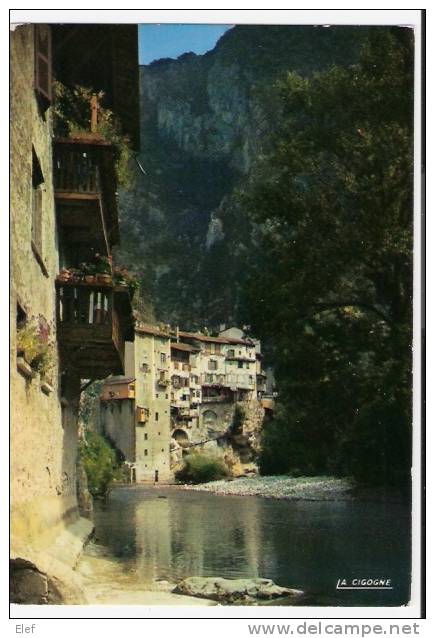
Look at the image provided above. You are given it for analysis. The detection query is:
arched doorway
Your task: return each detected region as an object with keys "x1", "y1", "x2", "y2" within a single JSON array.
[{"x1": 172, "y1": 428, "x2": 189, "y2": 448}]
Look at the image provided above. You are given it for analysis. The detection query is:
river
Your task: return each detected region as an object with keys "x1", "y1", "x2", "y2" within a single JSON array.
[{"x1": 88, "y1": 485, "x2": 411, "y2": 606}]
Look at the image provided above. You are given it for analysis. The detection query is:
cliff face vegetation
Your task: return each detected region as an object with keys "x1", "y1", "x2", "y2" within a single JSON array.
[
  {"x1": 117, "y1": 25, "x2": 375, "y2": 328},
  {"x1": 118, "y1": 25, "x2": 414, "y2": 488}
]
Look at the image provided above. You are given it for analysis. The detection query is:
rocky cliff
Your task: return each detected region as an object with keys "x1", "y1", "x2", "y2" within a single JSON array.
[{"x1": 117, "y1": 25, "x2": 377, "y2": 328}]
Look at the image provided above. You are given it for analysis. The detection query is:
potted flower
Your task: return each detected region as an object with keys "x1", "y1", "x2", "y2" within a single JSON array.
[
  {"x1": 95, "y1": 254, "x2": 112, "y2": 284},
  {"x1": 83, "y1": 262, "x2": 97, "y2": 283},
  {"x1": 128, "y1": 276, "x2": 139, "y2": 298},
  {"x1": 57, "y1": 268, "x2": 71, "y2": 283},
  {"x1": 69, "y1": 267, "x2": 81, "y2": 284},
  {"x1": 16, "y1": 323, "x2": 40, "y2": 378},
  {"x1": 16, "y1": 318, "x2": 54, "y2": 388},
  {"x1": 113, "y1": 267, "x2": 127, "y2": 287}
]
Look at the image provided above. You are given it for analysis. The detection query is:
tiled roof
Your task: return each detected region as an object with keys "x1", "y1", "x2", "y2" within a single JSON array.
[
  {"x1": 135, "y1": 324, "x2": 171, "y2": 338},
  {"x1": 103, "y1": 376, "x2": 135, "y2": 386}
]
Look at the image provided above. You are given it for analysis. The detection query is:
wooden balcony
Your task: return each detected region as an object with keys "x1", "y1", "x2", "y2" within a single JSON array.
[
  {"x1": 56, "y1": 279, "x2": 134, "y2": 378},
  {"x1": 53, "y1": 137, "x2": 120, "y2": 256}
]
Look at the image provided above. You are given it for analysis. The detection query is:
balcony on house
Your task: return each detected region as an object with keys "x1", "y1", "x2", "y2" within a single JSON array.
[
  {"x1": 53, "y1": 137, "x2": 119, "y2": 258},
  {"x1": 136, "y1": 406, "x2": 149, "y2": 424},
  {"x1": 100, "y1": 377, "x2": 135, "y2": 401},
  {"x1": 157, "y1": 371, "x2": 170, "y2": 387},
  {"x1": 56, "y1": 279, "x2": 134, "y2": 378}
]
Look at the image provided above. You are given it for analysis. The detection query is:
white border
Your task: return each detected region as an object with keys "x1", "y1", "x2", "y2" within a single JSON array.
[{"x1": 5, "y1": 6, "x2": 424, "y2": 627}]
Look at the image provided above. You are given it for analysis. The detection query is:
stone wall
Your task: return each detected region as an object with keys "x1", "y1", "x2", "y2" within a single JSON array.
[
  {"x1": 10, "y1": 25, "x2": 91, "y2": 602},
  {"x1": 134, "y1": 332, "x2": 173, "y2": 482},
  {"x1": 101, "y1": 399, "x2": 136, "y2": 462}
]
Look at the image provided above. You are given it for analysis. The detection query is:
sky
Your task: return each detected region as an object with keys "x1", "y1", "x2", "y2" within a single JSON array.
[{"x1": 138, "y1": 24, "x2": 232, "y2": 65}]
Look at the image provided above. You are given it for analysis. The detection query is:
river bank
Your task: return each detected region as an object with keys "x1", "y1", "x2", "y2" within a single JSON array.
[
  {"x1": 181, "y1": 475, "x2": 407, "y2": 503},
  {"x1": 77, "y1": 543, "x2": 217, "y2": 605},
  {"x1": 182, "y1": 475, "x2": 354, "y2": 501}
]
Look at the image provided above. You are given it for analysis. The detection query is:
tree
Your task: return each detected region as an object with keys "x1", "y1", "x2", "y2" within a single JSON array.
[{"x1": 241, "y1": 28, "x2": 413, "y2": 488}]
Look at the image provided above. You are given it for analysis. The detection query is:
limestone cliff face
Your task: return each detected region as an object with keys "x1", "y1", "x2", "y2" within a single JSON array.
[{"x1": 118, "y1": 25, "x2": 375, "y2": 328}]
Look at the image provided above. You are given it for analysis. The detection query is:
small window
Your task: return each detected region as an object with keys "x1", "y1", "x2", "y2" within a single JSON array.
[
  {"x1": 160, "y1": 353, "x2": 166, "y2": 363},
  {"x1": 16, "y1": 302, "x2": 27, "y2": 328},
  {"x1": 32, "y1": 149, "x2": 44, "y2": 258},
  {"x1": 208, "y1": 360, "x2": 217, "y2": 371},
  {"x1": 227, "y1": 349, "x2": 235, "y2": 357},
  {"x1": 144, "y1": 433, "x2": 148, "y2": 440},
  {"x1": 34, "y1": 24, "x2": 52, "y2": 110},
  {"x1": 144, "y1": 449, "x2": 148, "y2": 456},
  {"x1": 155, "y1": 412, "x2": 159, "y2": 421},
  {"x1": 156, "y1": 394, "x2": 159, "y2": 399},
  {"x1": 238, "y1": 361, "x2": 243, "y2": 369}
]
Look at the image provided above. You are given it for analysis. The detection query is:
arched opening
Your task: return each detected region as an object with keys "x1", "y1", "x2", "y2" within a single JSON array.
[{"x1": 172, "y1": 428, "x2": 189, "y2": 448}]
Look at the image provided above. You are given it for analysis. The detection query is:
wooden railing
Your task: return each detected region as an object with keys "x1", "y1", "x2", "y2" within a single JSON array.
[
  {"x1": 56, "y1": 281, "x2": 125, "y2": 373},
  {"x1": 57, "y1": 282, "x2": 111, "y2": 325},
  {"x1": 53, "y1": 143, "x2": 101, "y2": 194}
]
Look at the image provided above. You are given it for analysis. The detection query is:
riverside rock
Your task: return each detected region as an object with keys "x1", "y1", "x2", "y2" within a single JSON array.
[{"x1": 173, "y1": 576, "x2": 303, "y2": 603}]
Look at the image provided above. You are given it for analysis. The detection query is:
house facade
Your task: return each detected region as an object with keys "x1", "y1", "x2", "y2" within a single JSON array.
[
  {"x1": 10, "y1": 23, "x2": 139, "y2": 603},
  {"x1": 100, "y1": 325, "x2": 272, "y2": 481}
]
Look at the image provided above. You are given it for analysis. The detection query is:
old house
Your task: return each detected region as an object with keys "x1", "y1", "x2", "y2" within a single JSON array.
[
  {"x1": 10, "y1": 23, "x2": 139, "y2": 603},
  {"x1": 100, "y1": 324, "x2": 173, "y2": 483}
]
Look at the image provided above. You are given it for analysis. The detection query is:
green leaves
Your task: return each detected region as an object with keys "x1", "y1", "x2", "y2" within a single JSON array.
[{"x1": 244, "y1": 28, "x2": 413, "y2": 487}]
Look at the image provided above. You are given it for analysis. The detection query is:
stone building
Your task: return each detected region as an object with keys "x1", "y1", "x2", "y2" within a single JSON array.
[
  {"x1": 10, "y1": 23, "x2": 139, "y2": 603},
  {"x1": 100, "y1": 325, "x2": 173, "y2": 483},
  {"x1": 100, "y1": 324, "x2": 272, "y2": 480}
]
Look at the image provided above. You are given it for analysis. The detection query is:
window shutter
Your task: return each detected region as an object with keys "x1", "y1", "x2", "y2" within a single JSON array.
[{"x1": 34, "y1": 24, "x2": 52, "y2": 107}]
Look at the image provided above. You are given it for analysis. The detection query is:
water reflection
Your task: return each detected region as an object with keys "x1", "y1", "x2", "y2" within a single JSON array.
[{"x1": 93, "y1": 486, "x2": 411, "y2": 606}]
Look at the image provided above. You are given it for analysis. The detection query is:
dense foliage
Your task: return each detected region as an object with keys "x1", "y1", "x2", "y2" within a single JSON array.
[
  {"x1": 78, "y1": 430, "x2": 123, "y2": 496},
  {"x1": 175, "y1": 452, "x2": 229, "y2": 484},
  {"x1": 53, "y1": 81, "x2": 133, "y2": 187},
  {"x1": 242, "y1": 29, "x2": 413, "y2": 488}
]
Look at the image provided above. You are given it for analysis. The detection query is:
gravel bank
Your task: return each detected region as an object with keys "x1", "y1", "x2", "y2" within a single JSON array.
[{"x1": 184, "y1": 475, "x2": 354, "y2": 501}]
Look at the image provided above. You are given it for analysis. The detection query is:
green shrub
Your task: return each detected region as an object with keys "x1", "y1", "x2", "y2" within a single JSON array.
[
  {"x1": 175, "y1": 452, "x2": 229, "y2": 484},
  {"x1": 78, "y1": 431, "x2": 122, "y2": 497}
]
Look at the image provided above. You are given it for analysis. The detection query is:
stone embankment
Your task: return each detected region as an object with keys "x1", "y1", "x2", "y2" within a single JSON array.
[{"x1": 184, "y1": 475, "x2": 354, "y2": 501}]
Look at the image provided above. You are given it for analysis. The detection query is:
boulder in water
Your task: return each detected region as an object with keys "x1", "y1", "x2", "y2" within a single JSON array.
[{"x1": 173, "y1": 576, "x2": 303, "y2": 603}]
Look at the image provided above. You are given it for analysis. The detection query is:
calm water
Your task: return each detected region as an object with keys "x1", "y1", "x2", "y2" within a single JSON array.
[{"x1": 92, "y1": 485, "x2": 411, "y2": 606}]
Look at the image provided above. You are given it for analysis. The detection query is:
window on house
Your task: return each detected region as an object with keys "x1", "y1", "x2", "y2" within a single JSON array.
[
  {"x1": 210, "y1": 343, "x2": 216, "y2": 353},
  {"x1": 144, "y1": 433, "x2": 148, "y2": 440},
  {"x1": 238, "y1": 361, "x2": 243, "y2": 369},
  {"x1": 227, "y1": 349, "x2": 235, "y2": 357},
  {"x1": 155, "y1": 412, "x2": 159, "y2": 421},
  {"x1": 208, "y1": 360, "x2": 217, "y2": 371},
  {"x1": 16, "y1": 302, "x2": 26, "y2": 328},
  {"x1": 34, "y1": 24, "x2": 52, "y2": 110},
  {"x1": 160, "y1": 353, "x2": 166, "y2": 363},
  {"x1": 144, "y1": 449, "x2": 148, "y2": 456},
  {"x1": 31, "y1": 149, "x2": 44, "y2": 258}
]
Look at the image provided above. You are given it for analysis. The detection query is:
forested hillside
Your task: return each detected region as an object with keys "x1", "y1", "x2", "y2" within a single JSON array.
[{"x1": 117, "y1": 25, "x2": 414, "y2": 487}]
